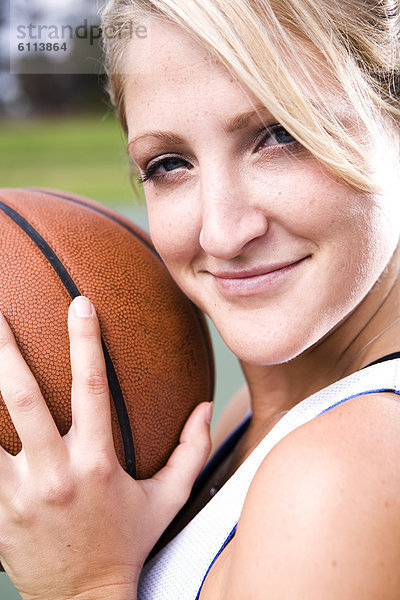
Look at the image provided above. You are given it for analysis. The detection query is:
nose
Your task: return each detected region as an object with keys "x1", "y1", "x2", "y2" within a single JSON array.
[{"x1": 199, "y1": 180, "x2": 268, "y2": 259}]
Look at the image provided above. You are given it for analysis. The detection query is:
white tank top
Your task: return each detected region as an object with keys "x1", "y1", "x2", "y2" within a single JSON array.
[{"x1": 139, "y1": 358, "x2": 400, "y2": 599}]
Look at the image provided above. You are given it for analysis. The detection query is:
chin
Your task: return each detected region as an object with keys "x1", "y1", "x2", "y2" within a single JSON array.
[
  {"x1": 213, "y1": 306, "x2": 342, "y2": 366},
  {"x1": 215, "y1": 326, "x2": 310, "y2": 366}
]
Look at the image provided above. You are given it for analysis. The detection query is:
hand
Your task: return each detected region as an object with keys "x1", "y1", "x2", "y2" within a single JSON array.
[{"x1": 0, "y1": 297, "x2": 212, "y2": 600}]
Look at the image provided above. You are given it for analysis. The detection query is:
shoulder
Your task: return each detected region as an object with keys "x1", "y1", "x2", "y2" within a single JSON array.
[
  {"x1": 260, "y1": 389, "x2": 400, "y2": 471},
  {"x1": 262, "y1": 389, "x2": 400, "y2": 470},
  {"x1": 222, "y1": 392, "x2": 400, "y2": 599},
  {"x1": 248, "y1": 390, "x2": 400, "y2": 524}
]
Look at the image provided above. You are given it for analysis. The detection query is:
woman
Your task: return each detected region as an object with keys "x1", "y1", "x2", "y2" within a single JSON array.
[{"x1": 1, "y1": 0, "x2": 400, "y2": 598}]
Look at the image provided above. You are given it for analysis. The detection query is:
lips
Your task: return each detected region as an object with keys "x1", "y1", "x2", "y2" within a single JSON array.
[
  {"x1": 210, "y1": 256, "x2": 310, "y2": 297},
  {"x1": 212, "y1": 259, "x2": 306, "y2": 280}
]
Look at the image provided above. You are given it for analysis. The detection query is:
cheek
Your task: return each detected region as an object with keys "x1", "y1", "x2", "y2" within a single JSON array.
[
  {"x1": 249, "y1": 158, "x2": 355, "y2": 241},
  {"x1": 146, "y1": 200, "x2": 201, "y2": 273},
  {"x1": 295, "y1": 185, "x2": 398, "y2": 324},
  {"x1": 277, "y1": 166, "x2": 379, "y2": 254}
]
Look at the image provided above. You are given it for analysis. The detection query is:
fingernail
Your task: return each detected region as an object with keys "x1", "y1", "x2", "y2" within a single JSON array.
[
  {"x1": 72, "y1": 296, "x2": 93, "y2": 318},
  {"x1": 206, "y1": 402, "x2": 213, "y2": 425}
]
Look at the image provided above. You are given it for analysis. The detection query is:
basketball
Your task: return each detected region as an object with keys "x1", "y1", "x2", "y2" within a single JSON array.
[{"x1": 0, "y1": 187, "x2": 214, "y2": 480}]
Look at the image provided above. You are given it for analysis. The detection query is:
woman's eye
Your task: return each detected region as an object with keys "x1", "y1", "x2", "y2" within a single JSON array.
[
  {"x1": 137, "y1": 125, "x2": 298, "y2": 186},
  {"x1": 138, "y1": 157, "x2": 192, "y2": 185},
  {"x1": 255, "y1": 124, "x2": 298, "y2": 150}
]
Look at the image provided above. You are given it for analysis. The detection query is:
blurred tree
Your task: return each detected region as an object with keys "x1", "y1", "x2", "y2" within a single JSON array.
[{"x1": 0, "y1": 0, "x2": 109, "y2": 118}]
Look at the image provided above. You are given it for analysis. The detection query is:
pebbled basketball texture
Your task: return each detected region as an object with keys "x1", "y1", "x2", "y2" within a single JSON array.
[{"x1": 0, "y1": 188, "x2": 214, "y2": 480}]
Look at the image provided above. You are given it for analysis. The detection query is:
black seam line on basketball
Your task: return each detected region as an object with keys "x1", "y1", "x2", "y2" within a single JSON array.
[
  {"x1": 0, "y1": 197, "x2": 137, "y2": 480},
  {"x1": 28, "y1": 187, "x2": 215, "y2": 401},
  {"x1": 26, "y1": 187, "x2": 159, "y2": 258}
]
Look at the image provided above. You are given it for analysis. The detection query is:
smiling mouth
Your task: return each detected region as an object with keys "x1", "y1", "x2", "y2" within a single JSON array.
[{"x1": 211, "y1": 256, "x2": 310, "y2": 296}]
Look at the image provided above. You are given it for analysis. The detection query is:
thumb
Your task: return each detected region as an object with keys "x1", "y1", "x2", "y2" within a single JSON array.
[{"x1": 149, "y1": 402, "x2": 213, "y2": 520}]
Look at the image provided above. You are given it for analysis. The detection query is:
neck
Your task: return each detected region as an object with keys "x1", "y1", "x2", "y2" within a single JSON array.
[{"x1": 241, "y1": 244, "x2": 400, "y2": 432}]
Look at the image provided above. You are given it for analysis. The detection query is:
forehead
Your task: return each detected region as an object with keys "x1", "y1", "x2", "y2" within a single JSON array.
[
  {"x1": 122, "y1": 16, "x2": 350, "y2": 145},
  {"x1": 125, "y1": 17, "x2": 224, "y2": 83},
  {"x1": 123, "y1": 18, "x2": 264, "y2": 134}
]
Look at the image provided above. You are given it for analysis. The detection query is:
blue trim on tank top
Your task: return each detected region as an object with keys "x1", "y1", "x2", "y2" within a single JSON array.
[
  {"x1": 195, "y1": 383, "x2": 400, "y2": 599},
  {"x1": 195, "y1": 524, "x2": 237, "y2": 600},
  {"x1": 318, "y1": 387, "x2": 400, "y2": 415},
  {"x1": 196, "y1": 356, "x2": 400, "y2": 494}
]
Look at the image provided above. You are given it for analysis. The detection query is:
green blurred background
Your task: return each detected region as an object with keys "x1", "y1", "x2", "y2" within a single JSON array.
[{"x1": 0, "y1": 2, "x2": 245, "y2": 596}]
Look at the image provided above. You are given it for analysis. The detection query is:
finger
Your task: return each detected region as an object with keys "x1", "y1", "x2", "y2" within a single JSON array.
[
  {"x1": 0, "y1": 311, "x2": 64, "y2": 464},
  {"x1": 151, "y1": 402, "x2": 212, "y2": 516},
  {"x1": 68, "y1": 297, "x2": 114, "y2": 452}
]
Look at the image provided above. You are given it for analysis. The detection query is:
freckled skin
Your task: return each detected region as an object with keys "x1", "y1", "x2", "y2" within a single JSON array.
[{"x1": 124, "y1": 17, "x2": 400, "y2": 419}]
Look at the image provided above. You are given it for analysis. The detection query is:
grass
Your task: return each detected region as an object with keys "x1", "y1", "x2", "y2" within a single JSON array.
[{"x1": 0, "y1": 113, "x2": 144, "y2": 207}]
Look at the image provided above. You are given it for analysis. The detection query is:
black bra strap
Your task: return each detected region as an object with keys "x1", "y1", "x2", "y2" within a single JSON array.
[{"x1": 363, "y1": 352, "x2": 400, "y2": 369}]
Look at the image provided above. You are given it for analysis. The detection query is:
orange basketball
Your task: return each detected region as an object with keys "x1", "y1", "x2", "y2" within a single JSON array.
[{"x1": 0, "y1": 187, "x2": 214, "y2": 480}]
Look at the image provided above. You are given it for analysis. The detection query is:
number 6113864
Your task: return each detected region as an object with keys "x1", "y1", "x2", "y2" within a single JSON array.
[{"x1": 18, "y1": 42, "x2": 68, "y2": 52}]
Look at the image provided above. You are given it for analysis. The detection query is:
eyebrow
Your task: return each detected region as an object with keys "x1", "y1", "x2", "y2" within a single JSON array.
[
  {"x1": 223, "y1": 104, "x2": 270, "y2": 134},
  {"x1": 127, "y1": 104, "x2": 271, "y2": 150}
]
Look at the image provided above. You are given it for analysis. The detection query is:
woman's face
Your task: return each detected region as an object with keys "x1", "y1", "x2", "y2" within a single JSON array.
[{"x1": 124, "y1": 18, "x2": 400, "y2": 365}]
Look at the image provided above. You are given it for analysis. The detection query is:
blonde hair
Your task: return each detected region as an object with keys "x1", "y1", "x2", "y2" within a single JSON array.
[{"x1": 101, "y1": 0, "x2": 400, "y2": 193}]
